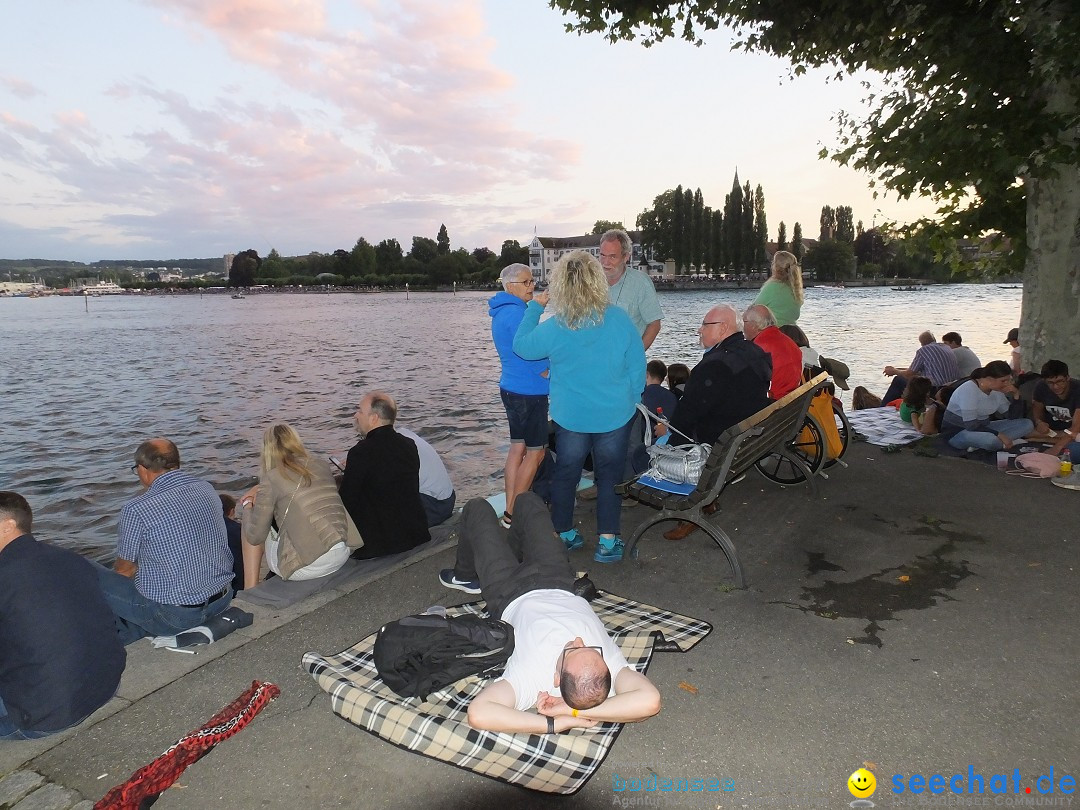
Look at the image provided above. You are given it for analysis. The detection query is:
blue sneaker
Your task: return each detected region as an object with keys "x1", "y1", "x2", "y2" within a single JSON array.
[
  {"x1": 594, "y1": 536, "x2": 624, "y2": 564},
  {"x1": 559, "y1": 530, "x2": 584, "y2": 551},
  {"x1": 438, "y1": 569, "x2": 481, "y2": 595}
]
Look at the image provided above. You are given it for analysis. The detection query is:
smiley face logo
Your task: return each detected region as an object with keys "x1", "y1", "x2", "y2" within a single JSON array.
[{"x1": 848, "y1": 768, "x2": 876, "y2": 798}]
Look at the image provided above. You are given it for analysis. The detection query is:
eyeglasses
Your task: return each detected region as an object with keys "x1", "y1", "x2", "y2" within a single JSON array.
[
  {"x1": 700, "y1": 321, "x2": 724, "y2": 327},
  {"x1": 508, "y1": 279, "x2": 536, "y2": 287},
  {"x1": 130, "y1": 464, "x2": 141, "y2": 474}
]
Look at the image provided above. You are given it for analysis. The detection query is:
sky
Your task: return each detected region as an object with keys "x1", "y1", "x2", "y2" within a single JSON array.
[{"x1": 0, "y1": 0, "x2": 942, "y2": 262}]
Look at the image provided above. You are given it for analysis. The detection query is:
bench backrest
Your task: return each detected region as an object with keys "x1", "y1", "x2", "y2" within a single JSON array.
[{"x1": 692, "y1": 372, "x2": 829, "y2": 497}]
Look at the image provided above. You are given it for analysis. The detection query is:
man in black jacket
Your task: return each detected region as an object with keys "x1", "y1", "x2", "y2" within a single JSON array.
[
  {"x1": 340, "y1": 392, "x2": 430, "y2": 558},
  {"x1": 669, "y1": 304, "x2": 772, "y2": 446},
  {"x1": 662, "y1": 305, "x2": 772, "y2": 542}
]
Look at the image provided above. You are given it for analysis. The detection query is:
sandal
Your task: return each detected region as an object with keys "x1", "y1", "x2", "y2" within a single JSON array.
[{"x1": 500, "y1": 511, "x2": 512, "y2": 529}]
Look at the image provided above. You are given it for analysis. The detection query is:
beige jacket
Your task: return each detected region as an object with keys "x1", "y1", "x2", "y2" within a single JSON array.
[{"x1": 243, "y1": 456, "x2": 363, "y2": 580}]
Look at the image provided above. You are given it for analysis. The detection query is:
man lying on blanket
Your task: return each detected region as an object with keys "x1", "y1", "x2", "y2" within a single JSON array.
[{"x1": 439, "y1": 493, "x2": 661, "y2": 734}]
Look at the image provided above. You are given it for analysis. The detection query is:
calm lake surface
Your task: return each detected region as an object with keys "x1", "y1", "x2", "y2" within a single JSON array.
[{"x1": 0, "y1": 285, "x2": 1021, "y2": 560}]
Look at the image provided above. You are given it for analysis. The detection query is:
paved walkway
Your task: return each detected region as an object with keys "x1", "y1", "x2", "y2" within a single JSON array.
[{"x1": 2, "y1": 448, "x2": 1077, "y2": 808}]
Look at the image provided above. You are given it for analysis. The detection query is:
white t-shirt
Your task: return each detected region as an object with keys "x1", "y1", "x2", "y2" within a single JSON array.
[
  {"x1": 498, "y1": 589, "x2": 629, "y2": 711},
  {"x1": 395, "y1": 426, "x2": 454, "y2": 500}
]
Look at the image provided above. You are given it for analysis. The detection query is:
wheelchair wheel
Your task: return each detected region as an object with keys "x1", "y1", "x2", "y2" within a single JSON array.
[
  {"x1": 823, "y1": 401, "x2": 851, "y2": 469},
  {"x1": 755, "y1": 414, "x2": 826, "y2": 486}
]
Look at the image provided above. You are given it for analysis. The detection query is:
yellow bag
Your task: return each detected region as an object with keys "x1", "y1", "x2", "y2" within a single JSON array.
[{"x1": 799, "y1": 392, "x2": 844, "y2": 462}]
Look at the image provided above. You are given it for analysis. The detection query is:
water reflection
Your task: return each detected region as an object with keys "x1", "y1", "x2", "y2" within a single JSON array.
[{"x1": 0, "y1": 285, "x2": 1021, "y2": 559}]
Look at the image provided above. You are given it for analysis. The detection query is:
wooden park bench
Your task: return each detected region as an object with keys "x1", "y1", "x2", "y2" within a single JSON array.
[{"x1": 615, "y1": 372, "x2": 830, "y2": 588}]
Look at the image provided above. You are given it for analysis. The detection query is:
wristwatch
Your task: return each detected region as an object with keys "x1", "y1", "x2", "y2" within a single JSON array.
[{"x1": 547, "y1": 715, "x2": 555, "y2": 734}]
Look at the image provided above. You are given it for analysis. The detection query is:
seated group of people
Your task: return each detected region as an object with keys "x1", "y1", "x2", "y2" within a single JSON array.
[
  {"x1": 858, "y1": 330, "x2": 1079, "y2": 457},
  {"x1": 0, "y1": 391, "x2": 456, "y2": 740}
]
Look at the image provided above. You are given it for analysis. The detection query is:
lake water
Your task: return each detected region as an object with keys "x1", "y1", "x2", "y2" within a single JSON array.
[{"x1": 0, "y1": 284, "x2": 1021, "y2": 560}]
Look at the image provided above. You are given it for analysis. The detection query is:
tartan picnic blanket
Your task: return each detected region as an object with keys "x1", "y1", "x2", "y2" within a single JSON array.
[
  {"x1": 302, "y1": 591, "x2": 711, "y2": 794},
  {"x1": 846, "y1": 406, "x2": 926, "y2": 447}
]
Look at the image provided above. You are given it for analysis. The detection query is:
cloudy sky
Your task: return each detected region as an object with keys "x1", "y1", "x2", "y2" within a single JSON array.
[{"x1": 0, "y1": 0, "x2": 939, "y2": 262}]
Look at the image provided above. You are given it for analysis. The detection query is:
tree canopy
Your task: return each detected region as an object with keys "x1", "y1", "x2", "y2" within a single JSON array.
[
  {"x1": 550, "y1": 0, "x2": 1080, "y2": 370},
  {"x1": 592, "y1": 220, "x2": 625, "y2": 234}
]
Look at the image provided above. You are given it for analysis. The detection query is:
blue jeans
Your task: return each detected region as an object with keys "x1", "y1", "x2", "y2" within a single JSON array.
[
  {"x1": 95, "y1": 564, "x2": 232, "y2": 646},
  {"x1": 946, "y1": 418, "x2": 1034, "y2": 451},
  {"x1": 0, "y1": 695, "x2": 55, "y2": 740},
  {"x1": 551, "y1": 417, "x2": 633, "y2": 537}
]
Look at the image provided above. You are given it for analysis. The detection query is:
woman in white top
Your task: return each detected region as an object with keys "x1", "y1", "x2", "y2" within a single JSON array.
[{"x1": 940, "y1": 361, "x2": 1032, "y2": 452}]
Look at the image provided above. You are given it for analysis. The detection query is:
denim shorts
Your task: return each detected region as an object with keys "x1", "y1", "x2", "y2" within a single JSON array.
[{"x1": 500, "y1": 389, "x2": 549, "y2": 449}]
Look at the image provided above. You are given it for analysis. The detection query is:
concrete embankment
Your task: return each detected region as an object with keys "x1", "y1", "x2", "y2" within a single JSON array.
[{"x1": 2, "y1": 448, "x2": 1076, "y2": 809}]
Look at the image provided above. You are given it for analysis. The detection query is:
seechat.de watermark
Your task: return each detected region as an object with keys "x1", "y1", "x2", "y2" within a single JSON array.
[{"x1": 891, "y1": 766, "x2": 1076, "y2": 802}]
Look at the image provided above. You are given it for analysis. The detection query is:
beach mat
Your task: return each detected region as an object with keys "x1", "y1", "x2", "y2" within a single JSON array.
[
  {"x1": 302, "y1": 591, "x2": 711, "y2": 795},
  {"x1": 237, "y1": 532, "x2": 450, "y2": 609}
]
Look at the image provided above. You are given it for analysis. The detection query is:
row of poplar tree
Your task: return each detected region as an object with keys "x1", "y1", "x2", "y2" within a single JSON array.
[{"x1": 635, "y1": 172, "x2": 806, "y2": 274}]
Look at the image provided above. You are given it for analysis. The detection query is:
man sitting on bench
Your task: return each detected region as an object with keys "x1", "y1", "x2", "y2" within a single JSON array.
[
  {"x1": 665, "y1": 303, "x2": 772, "y2": 446},
  {"x1": 439, "y1": 494, "x2": 661, "y2": 733},
  {"x1": 661, "y1": 304, "x2": 772, "y2": 541}
]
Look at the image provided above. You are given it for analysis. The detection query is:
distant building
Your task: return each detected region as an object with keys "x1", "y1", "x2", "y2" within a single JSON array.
[
  {"x1": 224, "y1": 254, "x2": 236, "y2": 274},
  {"x1": 528, "y1": 230, "x2": 663, "y2": 282}
]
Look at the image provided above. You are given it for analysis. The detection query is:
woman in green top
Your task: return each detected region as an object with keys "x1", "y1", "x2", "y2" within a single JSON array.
[{"x1": 753, "y1": 250, "x2": 804, "y2": 326}]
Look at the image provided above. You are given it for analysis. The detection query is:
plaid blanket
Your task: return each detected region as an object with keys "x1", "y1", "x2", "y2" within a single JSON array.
[
  {"x1": 846, "y1": 406, "x2": 925, "y2": 447},
  {"x1": 302, "y1": 591, "x2": 711, "y2": 794}
]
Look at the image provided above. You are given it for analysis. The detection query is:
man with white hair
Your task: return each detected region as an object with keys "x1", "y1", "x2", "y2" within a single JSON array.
[
  {"x1": 743, "y1": 304, "x2": 803, "y2": 399},
  {"x1": 488, "y1": 264, "x2": 550, "y2": 529},
  {"x1": 662, "y1": 304, "x2": 772, "y2": 542},
  {"x1": 668, "y1": 304, "x2": 772, "y2": 447},
  {"x1": 599, "y1": 229, "x2": 663, "y2": 350}
]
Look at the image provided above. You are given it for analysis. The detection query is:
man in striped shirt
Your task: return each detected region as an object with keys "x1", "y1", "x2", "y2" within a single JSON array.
[
  {"x1": 882, "y1": 331, "x2": 961, "y2": 402},
  {"x1": 96, "y1": 438, "x2": 234, "y2": 644}
]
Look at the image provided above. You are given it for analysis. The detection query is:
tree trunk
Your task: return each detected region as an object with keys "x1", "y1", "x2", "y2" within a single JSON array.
[
  {"x1": 1020, "y1": 52, "x2": 1080, "y2": 375},
  {"x1": 1021, "y1": 165, "x2": 1080, "y2": 375}
]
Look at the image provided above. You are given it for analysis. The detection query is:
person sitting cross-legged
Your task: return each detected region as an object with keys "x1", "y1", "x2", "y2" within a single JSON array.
[{"x1": 438, "y1": 494, "x2": 661, "y2": 733}]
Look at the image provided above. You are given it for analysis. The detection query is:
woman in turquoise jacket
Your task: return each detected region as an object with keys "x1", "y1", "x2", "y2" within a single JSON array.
[{"x1": 514, "y1": 250, "x2": 645, "y2": 564}]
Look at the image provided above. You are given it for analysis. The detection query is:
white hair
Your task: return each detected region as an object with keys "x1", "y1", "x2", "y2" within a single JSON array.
[
  {"x1": 711, "y1": 302, "x2": 743, "y2": 332},
  {"x1": 743, "y1": 304, "x2": 776, "y2": 331},
  {"x1": 500, "y1": 263, "x2": 531, "y2": 288}
]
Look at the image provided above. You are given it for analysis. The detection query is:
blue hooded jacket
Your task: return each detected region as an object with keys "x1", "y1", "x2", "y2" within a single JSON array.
[{"x1": 489, "y1": 291, "x2": 549, "y2": 395}]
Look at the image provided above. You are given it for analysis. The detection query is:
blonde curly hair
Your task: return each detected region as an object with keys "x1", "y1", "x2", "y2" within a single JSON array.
[
  {"x1": 261, "y1": 423, "x2": 313, "y2": 486},
  {"x1": 547, "y1": 250, "x2": 609, "y2": 330},
  {"x1": 770, "y1": 250, "x2": 804, "y2": 305}
]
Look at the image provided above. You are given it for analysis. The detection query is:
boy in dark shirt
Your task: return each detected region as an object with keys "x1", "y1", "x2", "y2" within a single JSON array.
[
  {"x1": 219, "y1": 494, "x2": 246, "y2": 591},
  {"x1": 1032, "y1": 359, "x2": 1080, "y2": 459}
]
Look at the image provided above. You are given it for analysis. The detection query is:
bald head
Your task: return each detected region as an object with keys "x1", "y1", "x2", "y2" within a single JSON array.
[
  {"x1": 133, "y1": 438, "x2": 180, "y2": 487},
  {"x1": 134, "y1": 438, "x2": 180, "y2": 472},
  {"x1": 742, "y1": 304, "x2": 775, "y2": 340},
  {"x1": 698, "y1": 304, "x2": 740, "y2": 349}
]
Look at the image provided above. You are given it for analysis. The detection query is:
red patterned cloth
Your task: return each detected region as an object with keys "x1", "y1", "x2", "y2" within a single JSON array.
[{"x1": 96, "y1": 680, "x2": 280, "y2": 810}]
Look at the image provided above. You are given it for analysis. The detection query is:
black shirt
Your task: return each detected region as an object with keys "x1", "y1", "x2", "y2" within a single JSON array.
[
  {"x1": 0, "y1": 535, "x2": 126, "y2": 732},
  {"x1": 340, "y1": 425, "x2": 430, "y2": 559},
  {"x1": 1033, "y1": 378, "x2": 1080, "y2": 430}
]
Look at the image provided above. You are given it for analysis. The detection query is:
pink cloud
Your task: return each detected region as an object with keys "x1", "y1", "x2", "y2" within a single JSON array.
[
  {"x1": 1, "y1": 2, "x2": 582, "y2": 257},
  {"x1": 0, "y1": 76, "x2": 42, "y2": 100}
]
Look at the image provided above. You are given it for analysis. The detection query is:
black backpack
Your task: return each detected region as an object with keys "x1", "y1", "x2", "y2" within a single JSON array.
[{"x1": 373, "y1": 613, "x2": 516, "y2": 700}]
